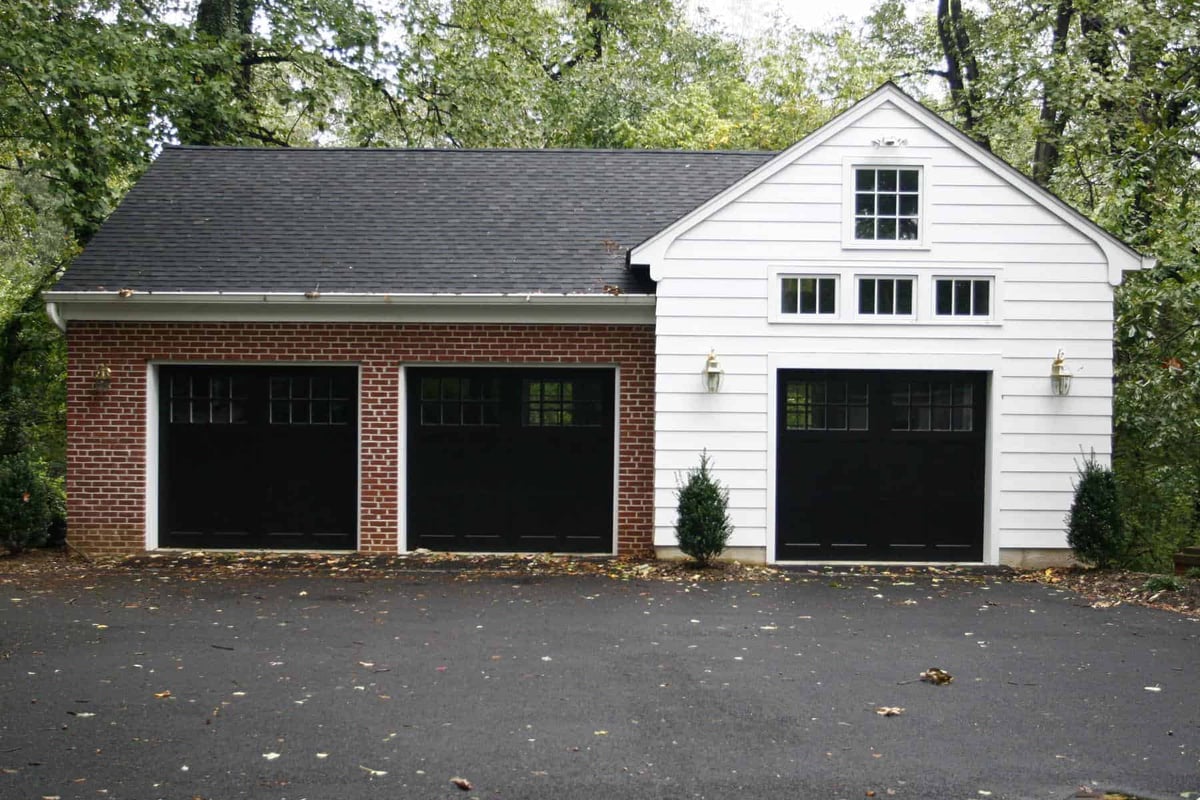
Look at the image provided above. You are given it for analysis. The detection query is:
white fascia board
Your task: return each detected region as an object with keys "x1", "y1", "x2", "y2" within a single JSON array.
[
  {"x1": 43, "y1": 290, "x2": 657, "y2": 325},
  {"x1": 630, "y1": 83, "x2": 1151, "y2": 287}
]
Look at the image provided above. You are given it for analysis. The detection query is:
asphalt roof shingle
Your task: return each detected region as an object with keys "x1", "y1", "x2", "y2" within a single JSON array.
[{"x1": 56, "y1": 146, "x2": 774, "y2": 296}]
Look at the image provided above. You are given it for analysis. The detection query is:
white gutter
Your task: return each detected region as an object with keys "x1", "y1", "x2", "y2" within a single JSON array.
[
  {"x1": 45, "y1": 301, "x2": 66, "y2": 332},
  {"x1": 44, "y1": 290, "x2": 656, "y2": 307}
]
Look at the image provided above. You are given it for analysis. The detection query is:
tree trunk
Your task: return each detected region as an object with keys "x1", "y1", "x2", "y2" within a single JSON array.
[
  {"x1": 1031, "y1": 0, "x2": 1075, "y2": 186},
  {"x1": 936, "y1": 0, "x2": 990, "y2": 149}
]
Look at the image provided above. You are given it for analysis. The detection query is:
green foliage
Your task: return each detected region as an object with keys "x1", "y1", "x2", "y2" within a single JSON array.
[
  {"x1": 1066, "y1": 453, "x2": 1128, "y2": 569},
  {"x1": 0, "y1": 451, "x2": 62, "y2": 554},
  {"x1": 674, "y1": 451, "x2": 732, "y2": 566},
  {"x1": 1186, "y1": 567, "x2": 1200, "y2": 580},
  {"x1": 1141, "y1": 575, "x2": 1185, "y2": 593}
]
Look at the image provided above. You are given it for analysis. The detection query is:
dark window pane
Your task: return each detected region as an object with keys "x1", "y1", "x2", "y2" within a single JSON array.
[
  {"x1": 818, "y1": 278, "x2": 835, "y2": 313},
  {"x1": 899, "y1": 170, "x2": 919, "y2": 191},
  {"x1": 827, "y1": 381, "x2": 846, "y2": 404},
  {"x1": 899, "y1": 194, "x2": 919, "y2": 215},
  {"x1": 811, "y1": 406, "x2": 827, "y2": 429},
  {"x1": 849, "y1": 405, "x2": 869, "y2": 430},
  {"x1": 898, "y1": 218, "x2": 919, "y2": 240},
  {"x1": 878, "y1": 279, "x2": 894, "y2": 313},
  {"x1": 330, "y1": 401, "x2": 349, "y2": 425},
  {"x1": 527, "y1": 381, "x2": 542, "y2": 402},
  {"x1": 211, "y1": 400, "x2": 230, "y2": 423},
  {"x1": 799, "y1": 278, "x2": 817, "y2": 314},
  {"x1": 878, "y1": 169, "x2": 898, "y2": 191},
  {"x1": 482, "y1": 404, "x2": 500, "y2": 426},
  {"x1": 231, "y1": 401, "x2": 247, "y2": 424},
  {"x1": 461, "y1": 379, "x2": 481, "y2": 401},
  {"x1": 855, "y1": 219, "x2": 875, "y2": 239},
  {"x1": 420, "y1": 379, "x2": 439, "y2": 401},
  {"x1": 850, "y1": 383, "x2": 869, "y2": 405},
  {"x1": 544, "y1": 382, "x2": 561, "y2": 401},
  {"x1": 932, "y1": 406, "x2": 952, "y2": 430},
  {"x1": 936, "y1": 280, "x2": 953, "y2": 315},
  {"x1": 954, "y1": 280, "x2": 972, "y2": 315},
  {"x1": 291, "y1": 399, "x2": 310, "y2": 423},
  {"x1": 811, "y1": 382, "x2": 826, "y2": 404},
  {"x1": 440, "y1": 380, "x2": 460, "y2": 401},
  {"x1": 913, "y1": 406, "x2": 931, "y2": 431},
  {"x1": 973, "y1": 280, "x2": 990, "y2": 315},
  {"x1": 271, "y1": 399, "x2": 290, "y2": 424},
  {"x1": 171, "y1": 399, "x2": 191, "y2": 423},
  {"x1": 291, "y1": 379, "x2": 309, "y2": 399},
  {"x1": 891, "y1": 403, "x2": 909, "y2": 430},
  {"x1": 932, "y1": 383, "x2": 952, "y2": 406},
  {"x1": 782, "y1": 278, "x2": 798, "y2": 314},
  {"x1": 211, "y1": 377, "x2": 229, "y2": 398},
  {"x1": 878, "y1": 194, "x2": 897, "y2": 216},
  {"x1": 896, "y1": 279, "x2": 913, "y2": 314},
  {"x1": 912, "y1": 383, "x2": 930, "y2": 405},
  {"x1": 312, "y1": 399, "x2": 330, "y2": 423},
  {"x1": 855, "y1": 193, "x2": 875, "y2": 215},
  {"x1": 420, "y1": 402, "x2": 440, "y2": 426},
  {"x1": 859, "y1": 279, "x2": 875, "y2": 313},
  {"x1": 878, "y1": 218, "x2": 897, "y2": 239},
  {"x1": 954, "y1": 384, "x2": 973, "y2": 406},
  {"x1": 827, "y1": 405, "x2": 847, "y2": 430},
  {"x1": 461, "y1": 404, "x2": 481, "y2": 426},
  {"x1": 855, "y1": 169, "x2": 875, "y2": 190}
]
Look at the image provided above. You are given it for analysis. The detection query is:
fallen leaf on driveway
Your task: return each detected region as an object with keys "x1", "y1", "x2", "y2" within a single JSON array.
[
  {"x1": 920, "y1": 668, "x2": 954, "y2": 685},
  {"x1": 262, "y1": 753, "x2": 280, "y2": 761},
  {"x1": 1144, "y1": 686, "x2": 1162, "y2": 692},
  {"x1": 153, "y1": 690, "x2": 172, "y2": 699},
  {"x1": 875, "y1": 707, "x2": 905, "y2": 716},
  {"x1": 450, "y1": 777, "x2": 473, "y2": 790},
  {"x1": 359, "y1": 765, "x2": 387, "y2": 777},
  {"x1": 594, "y1": 730, "x2": 608, "y2": 735}
]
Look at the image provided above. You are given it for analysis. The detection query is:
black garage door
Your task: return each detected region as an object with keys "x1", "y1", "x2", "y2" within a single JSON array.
[
  {"x1": 159, "y1": 365, "x2": 357, "y2": 550},
  {"x1": 406, "y1": 367, "x2": 614, "y2": 553},
  {"x1": 776, "y1": 369, "x2": 987, "y2": 562}
]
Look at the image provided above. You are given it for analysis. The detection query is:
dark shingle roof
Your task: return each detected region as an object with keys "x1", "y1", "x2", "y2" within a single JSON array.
[{"x1": 56, "y1": 146, "x2": 774, "y2": 295}]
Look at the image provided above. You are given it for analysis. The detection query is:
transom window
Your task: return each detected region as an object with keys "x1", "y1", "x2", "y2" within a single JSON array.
[
  {"x1": 781, "y1": 276, "x2": 837, "y2": 316},
  {"x1": 523, "y1": 379, "x2": 603, "y2": 427},
  {"x1": 891, "y1": 382, "x2": 974, "y2": 432},
  {"x1": 858, "y1": 277, "x2": 915, "y2": 316},
  {"x1": 784, "y1": 380, "x2": 869, "y2": 431},
  {"x1": 419, "y1": 376, "x2": 500, "y2": 426},
  {"x1": 169, "y1": 375, "x2": 247, "y2": 424},
  {"x1": 935, "y1": 278, "x2": 991, "y2": 317},
  {"x1": 270, "y1": 376, "x2": 352, "y2": 425},
  {"x1": 854, "y1": 168, "x2": 920, "y2": 241}
]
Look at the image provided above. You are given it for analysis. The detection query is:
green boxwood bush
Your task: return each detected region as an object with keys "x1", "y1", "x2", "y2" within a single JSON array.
[
  {"x1": 1066, "y1": 452, "x2": 1127, "y2": 569},
  {"x1": 0, "y1": 452, "x2": 63, "y2": 554},
  {"x1": 675, "y1": 451, "x2": 732, "y2": 566}
]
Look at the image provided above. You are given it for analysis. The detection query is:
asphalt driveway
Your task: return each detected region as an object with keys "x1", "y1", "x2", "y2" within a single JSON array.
[{"x1": 1, "y1": 565, "x2": 1196, "y2": 800}]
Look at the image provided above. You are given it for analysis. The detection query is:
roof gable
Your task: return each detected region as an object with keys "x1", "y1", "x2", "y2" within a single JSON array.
[{"x1": 630, "y1": 83, "x2": 1151, "y2": 285}]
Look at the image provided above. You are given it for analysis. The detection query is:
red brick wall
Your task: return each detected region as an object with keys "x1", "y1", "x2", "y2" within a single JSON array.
[{"x1": 66, "y1": 321, "x2": 655, "y2": 556}]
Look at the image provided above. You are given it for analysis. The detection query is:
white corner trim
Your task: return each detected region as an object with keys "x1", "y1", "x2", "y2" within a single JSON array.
[{"x1": 45, "y1": 301, "x2": 66, "y2": 332}]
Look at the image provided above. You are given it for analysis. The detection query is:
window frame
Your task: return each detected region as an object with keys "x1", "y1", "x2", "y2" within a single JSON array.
[
  {"x1": 854, "y1": 274, "x2": 918, "y2": 319},
  {"x1": 841, "y1": 158, "x2": 931, "y2": 251},
  {"x1": 773, "y1": 273, "x2": 841, "y2": 322},
  {"x1": 932, "y1": 276, "x2": 994, "y2": 320}
]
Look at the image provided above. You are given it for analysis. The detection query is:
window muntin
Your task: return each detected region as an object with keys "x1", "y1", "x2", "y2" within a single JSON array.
[
  {"x1": 934, "y1": 278, "x2": 991, "y2": 317},
  {"x1": 523, "y1": 379, "x2": 603, "y2": 427},
  {"x1": 858, "y1": 277, "x2": 915, "y2": 316},
  {"x1": 784, "y1": 380, "x2": 869, "y2": 431},
  {"x1": 169, "y1": 375, "x2": 247, "y2": 424},
  {"x1": 270, "y1": 376, "x2": 352, "y2": 425},
  {"x1": 854, "y1": 168, "x2": 920, "y2": 242},
  {"x1": 419, "y1": 376, "x2": 500, "y2": 426},
  {"x1": 891, "y1": 381, "x2": 974, "y2": 432},
  {"x1": 781, "y1": 276, "x2": 837, "y2": 316}
]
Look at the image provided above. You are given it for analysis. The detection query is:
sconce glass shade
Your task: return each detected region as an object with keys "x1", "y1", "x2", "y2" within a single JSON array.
[
  {"x1": 1050, "y1": 351, "x2": 1072, "y2": 396},
  {"x1": 703, "y1": 350, "x2": 724, "y2": 393}
]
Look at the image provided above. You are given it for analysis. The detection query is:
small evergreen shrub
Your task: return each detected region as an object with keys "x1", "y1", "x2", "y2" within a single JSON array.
[
  {"x1": 0, "y1": 453, "x2": 61, "y2": 554},
  {"x1": 1141, "y1": 575, "x2": 1185, "y2": 593},
  {"x1": 675, "y1": 451, "x2": 732, "y2": 566},
  {"x1": 1066, "y1": 452, "x2": 1127, "y2": 569}
]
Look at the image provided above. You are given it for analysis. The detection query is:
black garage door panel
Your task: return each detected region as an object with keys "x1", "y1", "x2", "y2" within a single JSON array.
[
  {"x1": 776, "y1": 369, "x2": 986, "y2": 562},
  {"x1": 406, "y1": 367, "x2": 614, "y2": 553},
  {"x1": 159, "y1": 366, "x2": 357, "y2": 550}
]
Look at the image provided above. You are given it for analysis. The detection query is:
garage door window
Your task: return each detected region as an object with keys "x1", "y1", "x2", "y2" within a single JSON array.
[
  {"x1": 169, "y1": 374, "x2": 247, "y2": 424},
  {"x1": 891, "y1": 381, "x2": 974, "y2": 431},
  {"x1": 784, "y1": 380, "x2": 869, "y2": 431},
  {"x1": 523, "y1": 379, "x2": 603, "y2": 427},
  {"x1": 419, "y1": 376, "x2": 501, "y2": 426},
  {"x1": 270, "y1": 376, "x2": 352, "y2": 425}
]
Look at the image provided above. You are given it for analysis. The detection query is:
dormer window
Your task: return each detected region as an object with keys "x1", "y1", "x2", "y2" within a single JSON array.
[{"x1": 854, "y1": 167, "x2": 920, "y2": 241}]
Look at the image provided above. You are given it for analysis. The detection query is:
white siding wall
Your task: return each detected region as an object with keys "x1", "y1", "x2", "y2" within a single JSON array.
[{"x1": 652, "y1": 100, "x2": 1113, "y2": 562}]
